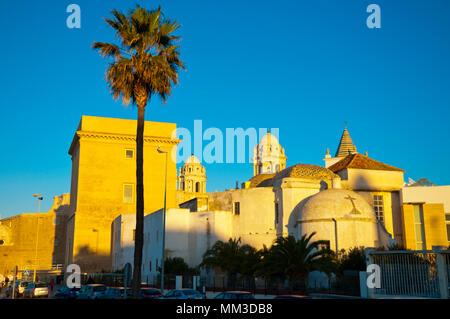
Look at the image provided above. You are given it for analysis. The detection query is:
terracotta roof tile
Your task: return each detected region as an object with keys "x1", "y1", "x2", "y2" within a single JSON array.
[{"x1": 328, "y1": 153, "x2": 405, "y2": 173}]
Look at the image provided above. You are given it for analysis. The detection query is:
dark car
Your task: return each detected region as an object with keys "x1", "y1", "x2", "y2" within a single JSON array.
[
  {"x1": 273, "y1": 295, "x2": 311, "y2": 299},
  {"x1": 99, "y1": 287, "x2": 132, "y2": 299},
  {"x1": 139, "y1": 288, "x2": 162, "y2": 299},
  {"x1": 214, "y1": 291, "x2": 255, "y2": 299},
  {"x1": 161, "y1": 289, "x2": 204, "y2": 299},
  {"x1": 55, "y1": 286, "x2": 81, "y2": 299}
]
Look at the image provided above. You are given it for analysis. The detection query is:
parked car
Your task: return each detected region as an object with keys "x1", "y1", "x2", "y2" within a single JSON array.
[
  {"x1": 99, "y1": 287, "x2": 132, "y2": 299},
  {"x1": 76, "y1": 284, "x2": 107, "y2": 299},
  {"x1": 6, "y1": 280, "x2": 31, "y2": 297},
  {"x1": 161, "y1": 289, "x2": 204, "y2": 299},
  {"x1": 23, "y1": 282, "x2": 49, "y2": 298},
  {"x1": 54, "y1": 286, "x2": 81, "y2": 299},
  {"x1": 273, "y1": 295, "x2": 311, "y2": 299},
  {"x1": 214, "y1": 291, "x2": 255, "y2": 299},
  {"x1": 139, "y1": 287, "x2": 162, "y2": 299}
]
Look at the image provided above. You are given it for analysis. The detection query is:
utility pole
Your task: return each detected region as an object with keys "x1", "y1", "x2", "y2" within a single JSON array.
[
  {"x1": 157, "y1": 146, "x2": 168, "y2": 294},
  {"x1": 33, "y1": 194, "x2": 43, "y2": 282},
  {"x1": 11, "y1": 266, "x2": 17, "y2": 299}
]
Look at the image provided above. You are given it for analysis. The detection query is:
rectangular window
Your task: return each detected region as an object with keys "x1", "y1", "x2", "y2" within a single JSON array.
[
  {"x1": 413, "y1": 205, "x2": 426, "y2": 250},
  {"x1": 133, "y1": 229, "x2": 136, "y2": 241},
  {"x1": 275, "y1": 203, "x2": 279, "y2": 224},
  {"x1": 234, "y1": 202, "x2": 240, "y2": 215},
  {"x1": 123, "y1": 184, "x2": 134, "y2": 203},
  {"x1": 125, "y1": 149, "x2": 134, "y2": 159},
  {"x1": 373, "y1": 195, "x2": 385, "y2": 224}
]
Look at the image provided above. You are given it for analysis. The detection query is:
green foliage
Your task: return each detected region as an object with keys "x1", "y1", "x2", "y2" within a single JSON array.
[
  {"x1": 92, "y1": 5, "x2": 185, "y2": 107},
  {"x1": 259, "y1": 233, "x2": 338, "y2": 282},
  {"x1": 337, "y1": 247, "x2": 366, "y2": 273},
  {"x1": 201, "y1": 233, "x2": 338, "y2": 288},
  {"x1": 164, "y1": 257, "x2": 199, "y2": 276},
  {"x1": 201, "y1": 238, "x2": 259, "y2": 278}
]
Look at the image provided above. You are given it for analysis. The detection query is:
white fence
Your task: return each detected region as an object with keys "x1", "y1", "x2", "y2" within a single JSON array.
[{"x1": 365, "y1": 248, "x2": 449, "y2": 299}]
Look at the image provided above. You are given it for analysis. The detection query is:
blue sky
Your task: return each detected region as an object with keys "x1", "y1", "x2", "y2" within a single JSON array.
[{"x1": 0, "y1": 0, "x2": 449, "y2": 217}]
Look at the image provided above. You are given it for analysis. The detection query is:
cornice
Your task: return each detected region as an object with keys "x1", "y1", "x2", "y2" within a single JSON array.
[{"x1": 77, "y1": 131, "x2": 180, "y2": 144}]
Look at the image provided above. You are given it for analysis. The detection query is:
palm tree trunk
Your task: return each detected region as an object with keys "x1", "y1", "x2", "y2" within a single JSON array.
[{"x1": 132, "y1": 95, "x2": 146, "y2": 298}]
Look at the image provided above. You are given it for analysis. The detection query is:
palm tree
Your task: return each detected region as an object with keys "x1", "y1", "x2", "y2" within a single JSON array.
[
  {"x1": 201, "y1": 238, "x2": 260, "y2": 288},
  {"x1": 261, "y1": 233, "x2": 337, "y2": 289},
  {"x1": 93, "y1": 5, "x2": 184, "y2": 298}
]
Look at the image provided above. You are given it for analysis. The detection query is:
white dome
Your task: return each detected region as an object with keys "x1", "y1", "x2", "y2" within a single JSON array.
[
  {"x1": 259, "y1": 132, "x2": 280, "y2": 148},
  {"x1": 300, "y1": 189, "x2": 375, "y2": 220},
  {"x1": 185, "y1": 154, "x2": 201, "y2": 165},
  {"x1": 292, "y1": 189, "x2": 390, "y2": 251}
]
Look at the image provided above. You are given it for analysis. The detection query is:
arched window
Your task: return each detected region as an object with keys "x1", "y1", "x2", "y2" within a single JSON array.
[{"x1": 196, "y1": 182, "x2": 200, "y2": 193}]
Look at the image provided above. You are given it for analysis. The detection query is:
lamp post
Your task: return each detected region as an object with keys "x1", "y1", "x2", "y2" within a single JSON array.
[
  {"x1": 331, "y1": 218, "x2": 338, "y2": 255},
  {"x1": 157, "y1": 146, "x2": 168, "y2": 293},
  {"x1": 33, "y1": 194, "x2": 43, "y2": 282}
]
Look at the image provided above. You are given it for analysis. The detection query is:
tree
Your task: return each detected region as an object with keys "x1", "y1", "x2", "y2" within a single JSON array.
[
  {"x1": 338, "y1": 246, "x2": 366, "y2": 273},
  {"x1": 93, "y1": 5, "x2": 184, "y2": 298},
  {"x1": 163, "y1": 257, "x2": 199, "y2": 276},
  {"x1": 201, "y1": 238, "x2": 260, "y2": 288},
  {"x1": 260, "y1": 233, "x2": 337, "y2": 289}
]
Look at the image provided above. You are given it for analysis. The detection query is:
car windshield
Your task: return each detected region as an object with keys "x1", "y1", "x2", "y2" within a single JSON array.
[
  {"x1": 36, "y1": 283, "x2": 47, "y2": 288},
  {"x1": 142, "y1": 289, "x2": 160, "y2": 295},
  {"x1": 20, "y1": 282, "x2": 30, "y2": 287},
  {"x1": 94, "y1": 286, "x2": 106, "y2": 291}
]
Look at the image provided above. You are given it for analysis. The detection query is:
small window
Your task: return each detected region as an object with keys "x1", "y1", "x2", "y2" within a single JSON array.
[
  {"x1": 373, "y1": 195, "x2": 384, "y2": 224},
  {"x1": 133, "y1": 229, "x2": 136, "y2": 241},
  {"x1": 123, "y1": 184, "x2": 134, "y2": 203},
  {"x1": 234, "y1": 202, "x2": 240, "y2": 215},
  {"x1": 413, "y1": 205, "x2": 426, "y2": 250},
  {"x1": 54, "y1": 239, "x2": 59, "y2": 247},
  {"x1": 125, "y1": 149, "x2": 134, "y2": 159}
]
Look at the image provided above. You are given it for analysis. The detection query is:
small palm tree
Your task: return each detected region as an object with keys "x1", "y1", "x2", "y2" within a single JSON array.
[
  {"x1": 93, "y1": 5, "x2": 184, "y2": 298},
  {"x1": 261, "y1": 233, "x2": 337, "y2": 289},
  {"x1": 201, "y1": 238, "x2": 260, "y2": 288}
]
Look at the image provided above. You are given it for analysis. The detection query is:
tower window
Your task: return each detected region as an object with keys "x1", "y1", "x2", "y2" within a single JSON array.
[
  {"x1": 234, "y1": 202, "x2": 240, "y2": 215},
  {"x1": 123, "y1": 184, "x2": 134, "y2": 203},
  {"x1": 196, "y1": 182, "x2": 200, "y2": 193},
  {"x1": 373, "y1": 195, "x2": 384, "y2": 224}
]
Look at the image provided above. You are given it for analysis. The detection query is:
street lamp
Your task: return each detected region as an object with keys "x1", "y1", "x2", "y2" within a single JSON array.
[
  {"x1": 157, "y1": 146, "x2": 168, "y2": 293},
  {"x1": 33, "y1": 194, "x2": 43, "y2": 282},
  {"x1": 331, "y1": 218, "x2": 338, "y2": 255}
]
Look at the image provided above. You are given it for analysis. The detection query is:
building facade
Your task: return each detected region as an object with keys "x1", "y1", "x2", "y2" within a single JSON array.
[{"x1": 65, "y1": 116, "x2": 180, "y2": 272}]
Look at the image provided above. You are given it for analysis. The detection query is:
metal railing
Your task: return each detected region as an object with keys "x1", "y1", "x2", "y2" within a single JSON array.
[{"x1": 366, "y1": 249, "x2": 449, "y2": 299}]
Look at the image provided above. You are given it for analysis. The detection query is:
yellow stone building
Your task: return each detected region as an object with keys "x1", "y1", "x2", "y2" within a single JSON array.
[
  {"x1": 65, "y1": 116, "x2": 179, "y2": 272},
  {"x1": 0, "y1": 194, "x2": 70, "y2": 278}
]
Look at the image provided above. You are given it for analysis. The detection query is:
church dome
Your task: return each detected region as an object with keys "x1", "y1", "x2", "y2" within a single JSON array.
[
  {"x1": 184, "y1": 154, "x2": 201, "y2": 165},
  {"x1": 259, "y1": 131, "x2": 281, "y2": 148},
  {"x1": 291, "y1": 189, "x2": 390, "y2": 251},
  {"x1": 300, "y1": 189, "x2": 375, "y2": 221},
  {"x1": 273, "y1": 164, "x2": 339, "y2": 182}
]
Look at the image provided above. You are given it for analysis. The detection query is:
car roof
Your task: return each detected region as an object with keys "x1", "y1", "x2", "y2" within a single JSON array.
[
  {"x1": 85, "y1": 284, "x2": 105, "y2": 286},
  {"x1": 222, "y1": 291, "x2": 252, "y2": 294}
]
